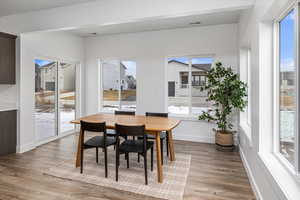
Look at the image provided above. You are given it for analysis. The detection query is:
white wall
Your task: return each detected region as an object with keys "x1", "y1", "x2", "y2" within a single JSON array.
[
  {"x1": 238, "y1": 0, "x2": 300, "y2": 200},
  {"x1": 19, "y1": 31, "x2": 84, "y2": 152},
  {"x1": 84, "y1": 24, "x2": 238, "y2": 143}
]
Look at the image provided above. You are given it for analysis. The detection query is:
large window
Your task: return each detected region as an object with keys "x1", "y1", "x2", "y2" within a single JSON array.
[
  {"x1": 276, "y1": 8, "x2": 297, "y2": 167},
  {"x1": 240, "y1": 48, "x2": 252, "y2": 139},
  {"x1": 101, "y1": 60, "x2": 136, "y2": 111},
  {"x1": 167, "y1": 57, "x2": 213, "y2": 116}
]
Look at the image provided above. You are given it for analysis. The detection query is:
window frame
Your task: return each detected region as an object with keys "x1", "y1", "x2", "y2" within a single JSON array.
[
  {"x1": 166, "y1": 55, "x2": 215, "y2": 118},
  {"x1": 239, "y1": 48, "x2": 252, "y2": 142},
  {"x1": 273, "y1": 2, "x2": 300, "y2": 174}
]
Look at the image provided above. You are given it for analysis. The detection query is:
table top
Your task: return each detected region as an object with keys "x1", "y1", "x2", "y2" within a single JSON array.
[{"x1": 71, "y1": 113, "x2": 180, "y2": 132}]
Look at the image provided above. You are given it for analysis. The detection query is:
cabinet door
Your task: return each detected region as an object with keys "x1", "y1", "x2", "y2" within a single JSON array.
[
  {"x1": 0, "y1": 110, "x2": 17, "y2": 156},
  {"x1": 0, "y1": 36, "x2": 16, "y2": 84}
]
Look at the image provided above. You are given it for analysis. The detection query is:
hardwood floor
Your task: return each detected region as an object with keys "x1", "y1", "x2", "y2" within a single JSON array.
[{"x1": 0, "y1": 133, "x2": 255, "y2": 200}]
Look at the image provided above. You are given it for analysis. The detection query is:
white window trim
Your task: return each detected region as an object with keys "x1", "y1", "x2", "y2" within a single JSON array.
[
  {"x1": 165, "y1": 55, "x2": 215, "y2": 119},
  {"x1": 273, "y1": 2, "x2": 300, "y2": 175}
]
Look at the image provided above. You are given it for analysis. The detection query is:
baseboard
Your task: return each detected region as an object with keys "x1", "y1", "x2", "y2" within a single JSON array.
[
  {"x1": 17, "y1": 142, "x2": 36, "y2": 153},
  {"x1": 239, "y1": 145, "x2": 263, "y2": 200},
  {"x1": 17, "y1": 131, "x2": 76, "y2": 154},
  {"x1": 173, "y1": 135, "x2": 215, "y2": 143},
  {"x1": 36, "y1": 131, "x2": 76, "y2": 147}
]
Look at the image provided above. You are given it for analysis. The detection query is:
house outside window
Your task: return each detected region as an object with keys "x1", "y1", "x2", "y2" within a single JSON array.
[
  {"x1": 100, "y1": 60, "x2": 137, "y2": 111},
  {"x1": 167, "y1": 56, "x2": 213, "y2": 116}
]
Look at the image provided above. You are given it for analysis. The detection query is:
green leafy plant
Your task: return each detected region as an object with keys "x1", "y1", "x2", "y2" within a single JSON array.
[{"x1": 199, "y1": 62, "x2": 247, "y2": 132}]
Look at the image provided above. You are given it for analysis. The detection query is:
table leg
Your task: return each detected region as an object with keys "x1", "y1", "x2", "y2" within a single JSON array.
[
  {"x1": 168, "y1": 130, "x2": 176, "y2": 161},
  {"x1": 155, "y1": 132, "x2": 163, "y2": 183},
  {"x1": 75, "y1": 129, "x2": 83, "y2": 168}
]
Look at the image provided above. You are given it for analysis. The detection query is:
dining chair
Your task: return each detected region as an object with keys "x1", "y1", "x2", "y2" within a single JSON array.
[
  {"x1": 138, "y1": 112, "x2": 169, "y2": 165},
  {"x1": 106, "y1": 110, "x2": 136, "y2": 137},
  {"x1": 115, "y1": 123, "x2": 154, "y2": 185},
  {"x1": 79, "y1": 120, "x2": 116, "y2": 177}
]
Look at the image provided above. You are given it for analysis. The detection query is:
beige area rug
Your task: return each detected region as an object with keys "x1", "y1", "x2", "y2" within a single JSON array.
[{"x1": 44, "y1": 148, "x2": 191, "y2": 200}]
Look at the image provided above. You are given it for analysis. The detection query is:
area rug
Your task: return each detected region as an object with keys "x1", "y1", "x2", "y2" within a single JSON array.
[{"x1": 44, "y1": 148, "x2": 191, "y2": 200}]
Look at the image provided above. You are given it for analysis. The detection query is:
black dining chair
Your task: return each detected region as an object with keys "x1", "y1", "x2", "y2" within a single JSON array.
[
  {"x1": 115, "y1": 123, "x2": 154, "y2": 185},
  {"x1": 106, "y1": 110, "x2": 136, "y2": 137},
  {"x1": 138, "y1": 112, "x2": 169, "y2": 165},
  {"x1": 79, "y1": 120, "x2": 116, "y2": 177}
]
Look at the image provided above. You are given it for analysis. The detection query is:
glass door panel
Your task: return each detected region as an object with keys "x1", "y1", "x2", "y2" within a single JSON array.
[
  {"x1": 58, "y1": 62, "x2": 76, "y2": 133},
  {"x1": 35, "y1": 59, "x2": 58, "y2": 141}
]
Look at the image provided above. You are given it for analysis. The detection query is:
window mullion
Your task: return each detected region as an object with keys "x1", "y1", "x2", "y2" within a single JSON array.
[
  {"x1": 118, "y1": 61, "x2": 121, "y2": 110},
  {"x1": 188, "y1": 59, "x2": 192, "y2": 115}
]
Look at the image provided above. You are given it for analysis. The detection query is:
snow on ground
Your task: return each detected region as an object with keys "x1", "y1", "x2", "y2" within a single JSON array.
[{"x1": 35, "y1": 110, "x2": 75, "y2": 141}]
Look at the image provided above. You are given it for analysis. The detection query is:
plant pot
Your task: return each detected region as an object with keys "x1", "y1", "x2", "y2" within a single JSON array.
[{"x1": 214, "y1": 130, "x2": 234, "y2": 151}]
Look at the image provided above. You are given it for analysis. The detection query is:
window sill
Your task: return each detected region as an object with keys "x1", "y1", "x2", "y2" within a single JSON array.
[
  {"x1": 258, "y1": 152, "x2": 300, "y2": 199},
  {"x1": 169, "y1": 114, "x2": 202, "y2": 121}
]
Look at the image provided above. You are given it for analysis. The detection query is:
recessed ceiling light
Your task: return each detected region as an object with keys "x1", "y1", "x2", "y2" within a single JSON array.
[{"x1": 189, "y1": 21, "x2": 201, "y2": 25}]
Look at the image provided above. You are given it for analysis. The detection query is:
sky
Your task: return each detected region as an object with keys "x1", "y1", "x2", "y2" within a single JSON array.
[
  {"x1": 35, "y1": 59, "x2": 53, "y2": 67},
  {"x1": 280, "y1": 9, "x2": 295, "y2": 72},
  {"x1": 122, "y1": 61, "x2": 136, "y2": 78}
]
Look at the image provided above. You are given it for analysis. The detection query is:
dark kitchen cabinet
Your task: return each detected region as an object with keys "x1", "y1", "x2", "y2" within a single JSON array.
[
  {"x1": 0, "y1": 110, "x2": 17, "y2": 156},
  {"x1": 0, "y1": 32, "x2": 17, "y2": 84}
]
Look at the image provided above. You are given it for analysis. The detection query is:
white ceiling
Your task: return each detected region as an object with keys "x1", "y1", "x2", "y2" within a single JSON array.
[
  {"x1": 68, "y1": 10, "x2": 242, "y2": 37},
  {"x1": 0, "y1": 0, "x2": 99, "y2": 17}
]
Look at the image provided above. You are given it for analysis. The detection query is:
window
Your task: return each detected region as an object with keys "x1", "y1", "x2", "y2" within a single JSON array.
[
  {"x1": 240, "y1": 48, "x2": 252, "y2": 138},
  {"x1": 101, "y1": 60, "x2": 136, "y2": 111},
  {"x1": 167, "y1": 57, "x2": 213, "y2": 116},
  {"x1": 276, "y1": 8, "x2": 296, "y2": 166}
]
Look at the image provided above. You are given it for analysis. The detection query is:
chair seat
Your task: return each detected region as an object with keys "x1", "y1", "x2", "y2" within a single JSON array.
[
  {"x1": 119, "y1": 140, "x2": 154, "y2": 153},
  {"x1": 138, "y1": 132, "x2": 167, "y2": 140},
  {"x1": 84, "y1": 136, "x2": 116, "y2": 148}
]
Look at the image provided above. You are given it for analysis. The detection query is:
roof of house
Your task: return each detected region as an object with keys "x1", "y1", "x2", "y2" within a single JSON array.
[{"x1": 168, "y1": 60, "x2": 211, "y2": 72}]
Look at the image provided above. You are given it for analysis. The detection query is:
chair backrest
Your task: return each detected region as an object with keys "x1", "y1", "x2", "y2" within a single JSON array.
[
  {"x1": 80, "y1": 120, "x2": 106, "y2": 134},
  {"x1": 115, "y1": 110, "x2": 135, "y2": 115},
  {"x1": 145, "y1": 112, "x2": 168, "y2": 118},
  {"x1": 115, "y1": 123, "x2": 145, "y2": 137}
]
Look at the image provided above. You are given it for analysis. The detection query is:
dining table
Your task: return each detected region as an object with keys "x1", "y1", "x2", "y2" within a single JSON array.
[{"x1": 71, "y1": 113, "x2": 180, "y2": 183}]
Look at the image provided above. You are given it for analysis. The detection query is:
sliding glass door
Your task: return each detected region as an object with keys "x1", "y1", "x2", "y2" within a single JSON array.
[
  {"x1": 35, "y1": 59, "x2": 77, "y2": 142},
  {"x1": 35, "y1": 59, "x2": 58, "y2": 141},
  {"x1": 58, "y1": 62, "x2": 76, "y2": 133}
]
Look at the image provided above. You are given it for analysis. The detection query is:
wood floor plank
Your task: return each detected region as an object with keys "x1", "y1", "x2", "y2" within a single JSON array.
[{"x1": 0, "y1": 133, "x2": 256, "y2": 200}]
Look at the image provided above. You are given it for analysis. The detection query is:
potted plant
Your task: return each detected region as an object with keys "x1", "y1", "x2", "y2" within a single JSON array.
[{"x1": 199, "y1": 62, "x2": 247, "y2": 151}]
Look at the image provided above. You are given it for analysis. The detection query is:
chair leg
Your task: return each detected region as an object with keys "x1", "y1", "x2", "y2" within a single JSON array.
[
  {"x1": 161, "y1": 138, "x2": 164, "y2": 165},
  {"x1": 116, "y1": 150, "x2": 119, "y2": 181},
  {"x1": 138, "y1": 153, "x2": 140, "y2": 163},
  {"x1": 80, "y1": 147, "x2": 84, "y2": 174},
  {"x1": 104, "y1": 147, "x2": 108, "y2": 178},
  {"x1": 126, "y1": 153, "x2": 129, "y2": 168},
  {"x1": 151, "y1": 147, "x2": 153, "y2": 171},
  {"x1": 144, "y1": 151, "x2": 148, "y2": 185},
  {"x1": 166, "y1": 133, "x2": 169, "y2": 157},
  {"x1": 96, "y1": 147, "x2": 99, "y2": 163}
]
